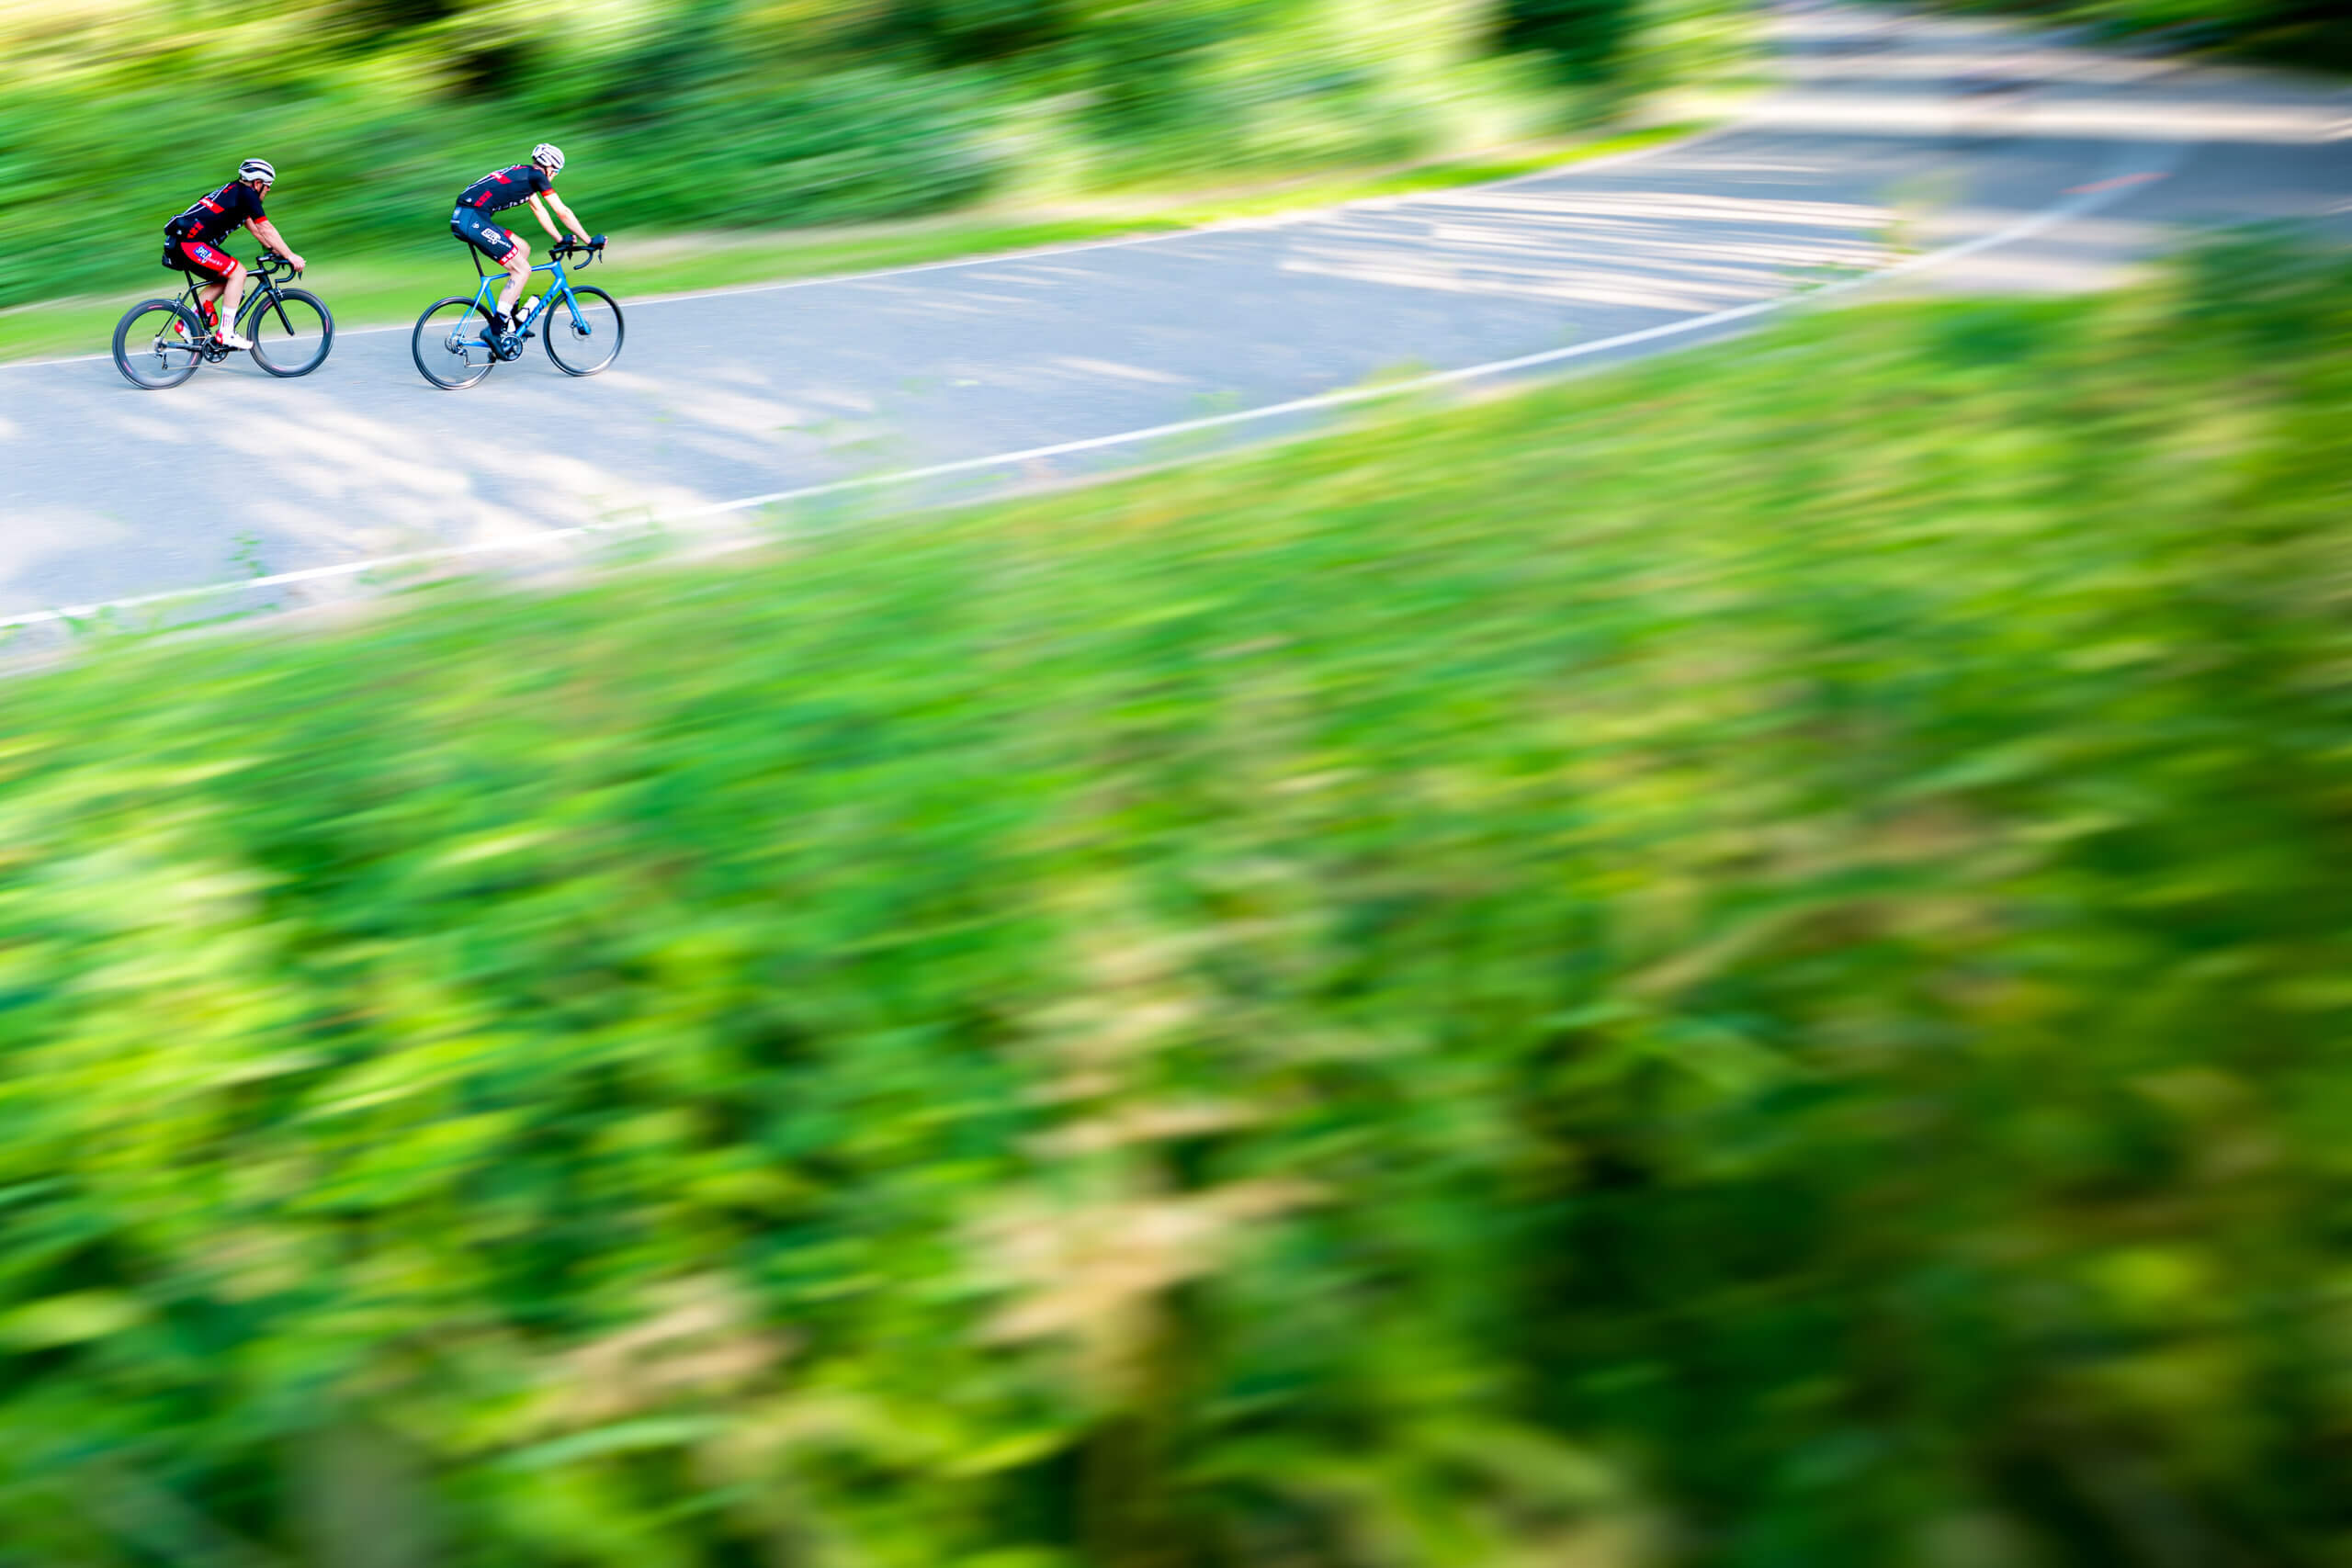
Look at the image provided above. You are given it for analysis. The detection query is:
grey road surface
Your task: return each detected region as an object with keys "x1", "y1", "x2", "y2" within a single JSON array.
[{"x1": 0, "y1": 3, "x2": 2344, "y2": 630}]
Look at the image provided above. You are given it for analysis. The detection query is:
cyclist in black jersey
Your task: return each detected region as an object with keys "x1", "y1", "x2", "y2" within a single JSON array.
[
  {"x1": 450, "y1": 142, "x2": 596, "y2": 347},
  {"x1": 163, "y1": 158, "x2": 307, "y2": 351}
]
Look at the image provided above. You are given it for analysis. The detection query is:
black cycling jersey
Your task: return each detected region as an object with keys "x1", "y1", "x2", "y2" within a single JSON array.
[
  {"x1": 165, "y1": 181, "x2": 266, "y2": 245},
  {"x1": 457, "y1": 164, "x2": 553, "y2": 216}
]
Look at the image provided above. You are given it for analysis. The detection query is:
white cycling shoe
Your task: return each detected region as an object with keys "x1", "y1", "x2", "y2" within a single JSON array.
[{"x1": 217, "y1": 332, "x2": 254, "y2": 351}]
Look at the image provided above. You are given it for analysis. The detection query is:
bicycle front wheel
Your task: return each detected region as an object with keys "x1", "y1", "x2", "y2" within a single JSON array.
[
  {"x1": 248, "y1": 288, "x2": 334, "y2": 378},
  {"x1": 113, "y1": 299, "x2": 205, "y2": 390},
  {"x1": 545, "y1": 286, "x2": 624, "y2": 378},
  {"x1": 413, "y1": 296, "x2": 497, "y2": 389}
]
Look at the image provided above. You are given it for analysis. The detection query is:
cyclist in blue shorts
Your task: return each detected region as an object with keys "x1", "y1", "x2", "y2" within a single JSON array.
[{"x1": 450, "y1": 143, "x2": 597, "y2": 350}]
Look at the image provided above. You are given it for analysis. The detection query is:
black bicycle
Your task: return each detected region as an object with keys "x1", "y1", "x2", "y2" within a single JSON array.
[
  {"x1": 412, "y1": 235, "x2": 621, "y2": 390},
  {"x1": 112, "y1": 253, "x2": 334, "y2": 390}
]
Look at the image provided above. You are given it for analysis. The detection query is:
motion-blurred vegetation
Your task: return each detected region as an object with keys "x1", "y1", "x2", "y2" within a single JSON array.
[
  {"x1": 0, "y1": 0, "x2": 1747, "y2": 310},
  {"x1": 3, "y1": 237, "x2": 2348, "y2": 1563},
  {"x1": 1935, "y1": 0, "x2": 2352, "y2": 66}
]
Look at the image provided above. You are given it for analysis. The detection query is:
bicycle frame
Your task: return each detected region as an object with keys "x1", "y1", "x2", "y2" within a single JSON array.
[
  {"x1": 452, "y1": 247, "x2": 598, "y2": 350},
  {"x1": 171, "y1": 254, "x2": 301, "y2": 341}
]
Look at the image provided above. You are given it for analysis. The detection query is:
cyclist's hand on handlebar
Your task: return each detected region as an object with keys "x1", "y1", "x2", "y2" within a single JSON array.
[{"x1": 285, "y1": 252, "x2": 307, "y2": 273}]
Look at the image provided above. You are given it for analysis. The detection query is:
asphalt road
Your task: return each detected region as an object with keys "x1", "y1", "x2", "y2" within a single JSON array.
[{"x1": 0, "y1": 3, "x2": 2343, "y2": 631}]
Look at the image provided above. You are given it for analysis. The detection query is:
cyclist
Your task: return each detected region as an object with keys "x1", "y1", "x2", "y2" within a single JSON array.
[
  {"x1": 163, "y1": 159, "x2": 306, "y2": 351},
  {"x1": 450, "y1": 143, "x2": 595, "y2": 351}
]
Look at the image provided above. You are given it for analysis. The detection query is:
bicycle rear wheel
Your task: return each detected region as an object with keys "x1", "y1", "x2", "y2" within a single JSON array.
[
  {"x1": 248, "y1": 288, "x2": 334, "y2": 378},
  {"x1": 113, "y1": 299, "x2": 205, "y2": 390},
  {"x1": 544, "y1": 286, "x2": 623, "y2": 377},
  {"x1": 413, "y1": 296, "x2": 497, "y2": 389}
]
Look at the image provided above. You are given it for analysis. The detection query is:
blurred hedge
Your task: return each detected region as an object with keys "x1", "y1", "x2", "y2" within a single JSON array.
[
  {"x1": 4, "y1": 240, "x2": 2351, "y2": 1564},
  {"x1": 0, "y1": 0, "x2": 1750, "y2": 309}
]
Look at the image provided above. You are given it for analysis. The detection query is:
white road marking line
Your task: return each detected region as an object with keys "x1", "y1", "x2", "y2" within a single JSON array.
[{"x1": 0, "y1": 145, "x2": 2183, "y2": 635}]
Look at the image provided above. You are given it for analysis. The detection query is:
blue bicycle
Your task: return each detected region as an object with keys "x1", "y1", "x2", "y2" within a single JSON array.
[{"x1": 411, "y1": 235, "x2": 622, "y2": 389}]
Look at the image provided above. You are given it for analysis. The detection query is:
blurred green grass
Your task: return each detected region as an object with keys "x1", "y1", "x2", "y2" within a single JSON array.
[
  {"x1": 0, "y1": 123, "x2": 1696, "y2": 365},
  {"x1": 4, "y1": 239, "x2": 2350, "y2": 1565}
]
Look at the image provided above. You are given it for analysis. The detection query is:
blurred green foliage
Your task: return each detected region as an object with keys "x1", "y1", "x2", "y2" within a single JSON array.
[
  {"x1": 0, "y1": 0, "x2": 1748, "y2": 309},
  {"x1": 5, "y1": 239, "x2": 2351, "y2": 1564},
  {"x1": 1935, "y1": 0, "x2": 2352, "y2": 65}
]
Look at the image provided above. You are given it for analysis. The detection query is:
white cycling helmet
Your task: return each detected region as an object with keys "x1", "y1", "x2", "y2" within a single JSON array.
[
  {"x1": 239, "y1": 158, "x2": 277, "y2": 184},
  {"x1": 532, "y1": 142, "x2": 565, "y2": 173}
]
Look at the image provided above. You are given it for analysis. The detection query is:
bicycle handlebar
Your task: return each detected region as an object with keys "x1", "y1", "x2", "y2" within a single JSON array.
[{"x1": 548, "y1": 235, "x2": 608, "y2": 267}]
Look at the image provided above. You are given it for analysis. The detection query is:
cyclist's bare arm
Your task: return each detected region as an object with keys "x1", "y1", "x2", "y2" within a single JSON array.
[
  {"x1": 250, "y1": 218, "x2": 305, "y2": 272},
  {"x1": 524, "y1": 194, "x2": 565, "y2": 243},
  {"x1": 544, "y1": 193, "x2": 591, "y2": 241}
]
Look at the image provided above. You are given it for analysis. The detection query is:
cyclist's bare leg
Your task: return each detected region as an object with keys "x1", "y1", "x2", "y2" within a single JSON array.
[
  {"x1": 213, "y1": 260, "x2": 248, "y2": 333},
  {"x1": 495, "y1": 239, "x2": 532, "y2": 321}
]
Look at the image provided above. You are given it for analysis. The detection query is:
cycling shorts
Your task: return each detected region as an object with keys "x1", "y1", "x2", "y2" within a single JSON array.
[
  {"x1": 164, "y1": 238, "x2": 238, "y2": 280},
  {"x1": 452, "y1": 206, "x2": 522, "y2": 264}
]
